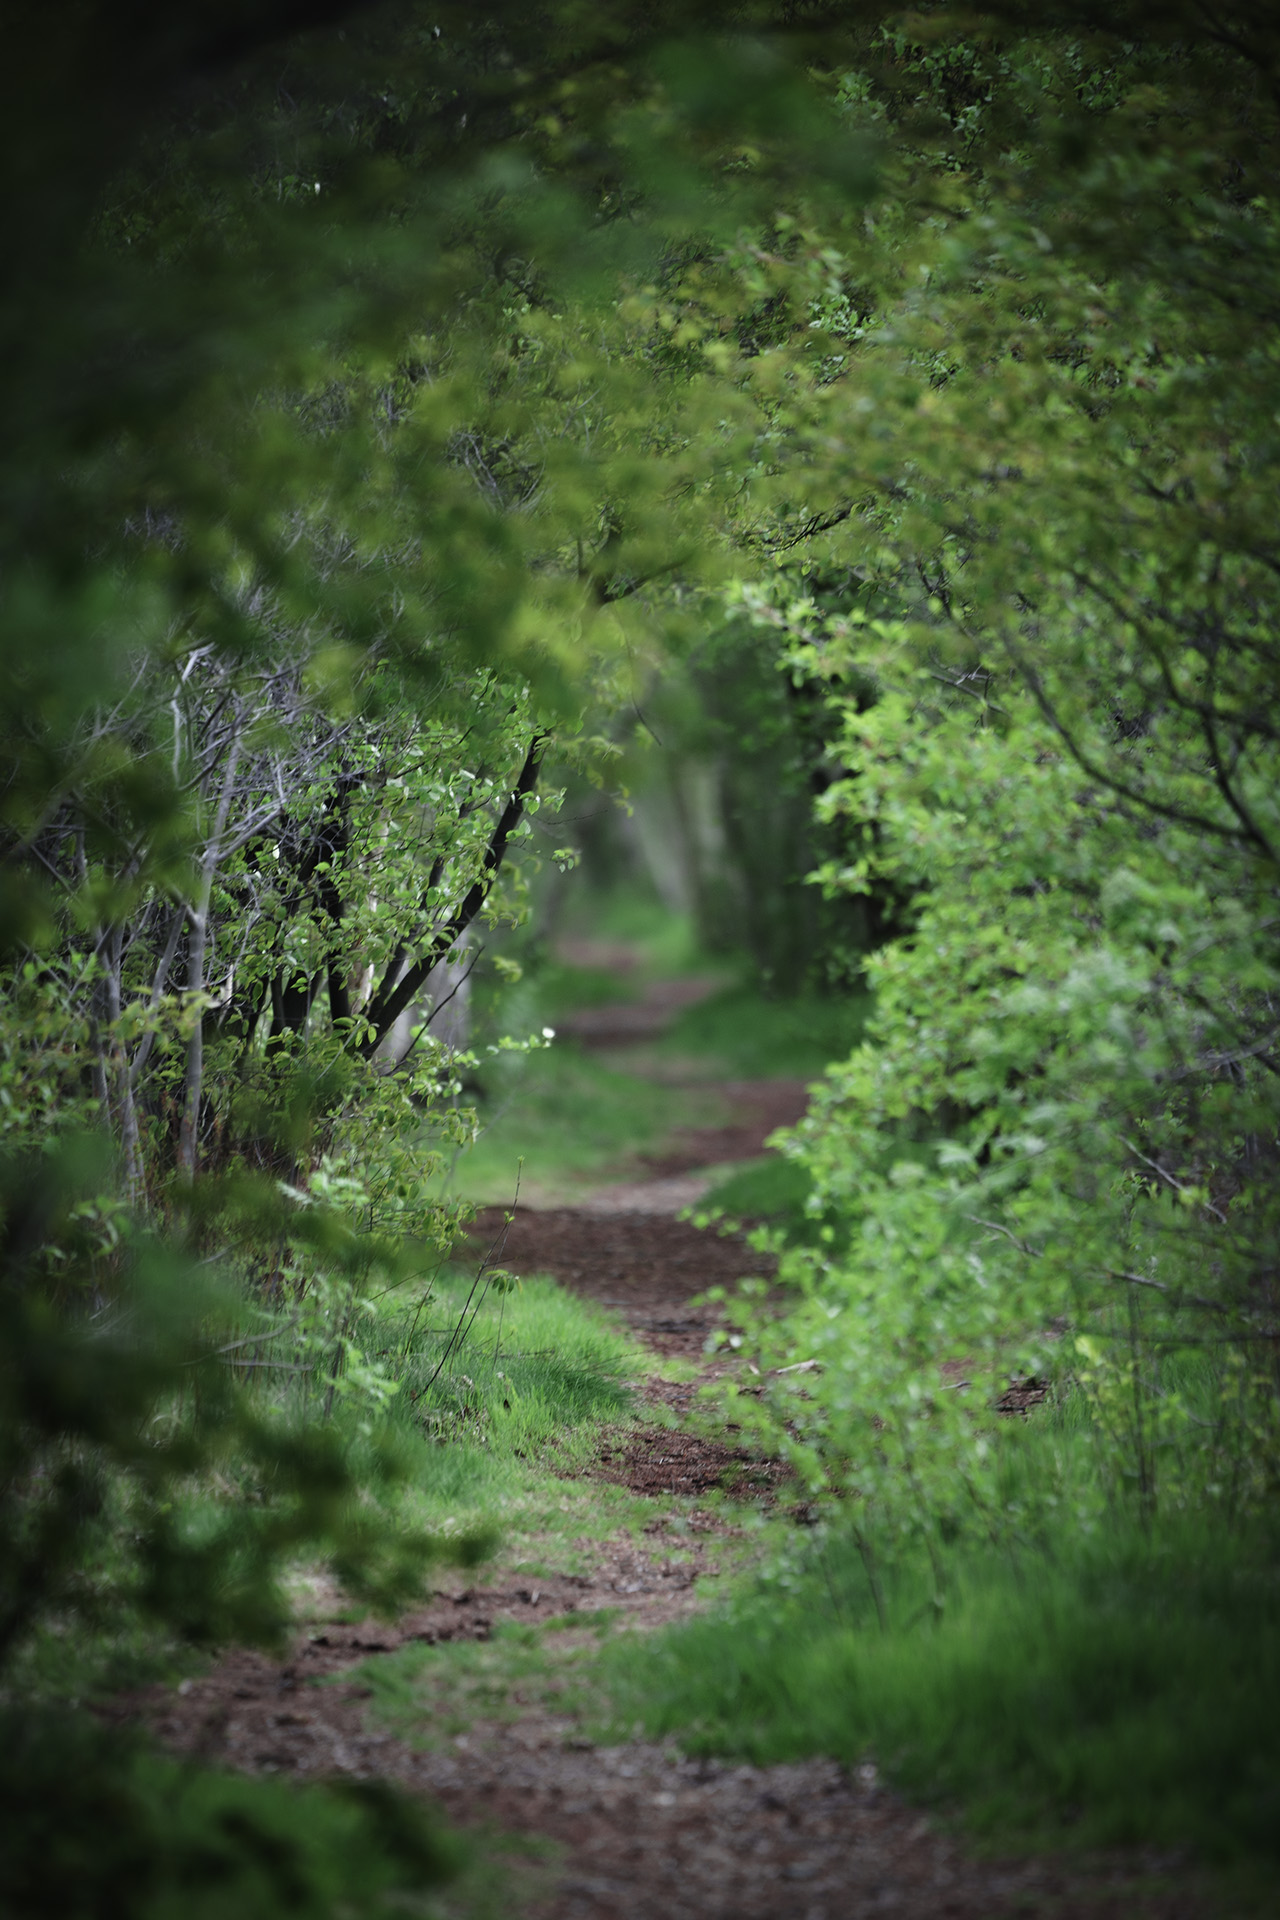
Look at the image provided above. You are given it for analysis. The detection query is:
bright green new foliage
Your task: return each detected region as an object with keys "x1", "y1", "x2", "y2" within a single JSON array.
[{"x1": 686, "y1": 22, "x2": 1280, "y2": 1550}]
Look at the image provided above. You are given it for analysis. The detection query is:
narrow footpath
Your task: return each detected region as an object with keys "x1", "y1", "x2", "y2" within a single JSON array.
[{"x1": 113, "y1": 973, "x2": 1204, "y2": 1920}]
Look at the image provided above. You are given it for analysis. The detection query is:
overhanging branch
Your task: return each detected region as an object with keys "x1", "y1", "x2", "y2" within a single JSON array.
[{"x1": 359, "y1": 732, "x2": 546, "y2": 1056}]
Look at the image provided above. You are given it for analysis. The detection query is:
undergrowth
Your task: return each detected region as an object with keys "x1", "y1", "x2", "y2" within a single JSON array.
[
  {"x1": 12, "y1": 1259, "x2": 657, "y2": 1711},
  {"x1": 0, "y1": 1706, "x2": 470, "y2": 1920},
  {"x1": 696, "y1": 1154, "x2": 813, "y2": 1225},
  {"x1": 594, "y1": 1404, "x2": 1280, "y2": 1891},
  {"x1": 389, "y1": 1267, "x2": 636, "y2": 1453},
  {"x1": 358, "y1": 1261, "x2": 769, "y2": 1583}
]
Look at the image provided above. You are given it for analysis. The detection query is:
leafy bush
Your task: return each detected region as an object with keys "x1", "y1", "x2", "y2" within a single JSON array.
[
  {"x1": 0, "y1": 1143, "x2": 487, "y2": 1673},
  {"x1": 692, "y1": 16, "x2": 1280, "y2": 1548}
]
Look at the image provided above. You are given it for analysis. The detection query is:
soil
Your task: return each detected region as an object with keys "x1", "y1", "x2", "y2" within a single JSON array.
[
  {"x1": 116, "y1": 1654, "x2": 1199, "y2": 1920},
  {"x1": 105, "y1": 972, "x2": 1209, "y2": 1919},
  {"x1": 470, "y1": 1205, "x2": 773, "y2": 1357}
]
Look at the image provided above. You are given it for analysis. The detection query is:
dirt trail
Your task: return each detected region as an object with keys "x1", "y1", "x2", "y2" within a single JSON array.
[{"x1": 111, "y1": 974, "x2": 1203, "y2": 1919}]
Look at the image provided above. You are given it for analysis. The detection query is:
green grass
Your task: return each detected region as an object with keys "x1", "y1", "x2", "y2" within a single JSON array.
[
  {"x1": 359, "y1": 1264, "x2": 704, "y2": 1570},
  {"x1": 595, "y1": 1481, "x2": 1280, "y2": 1885},
  {"x1": 389, "y1": 1267, "x2": 637, "y2": 1457},
  {"x1": 558, "y1": 894, "x2": 704, "y2": 978},
  {"x1": 697, "y1": 1153, "x2": 813, "y2": 1221},
  {"x1": 366, "y1": 1264, "x2": 642, "y2": 1537},
  {"x1": 355, "y1": 1261, "x2": 788, "y2": 1586},
  {"x1": 660, "y1": 981, "x2": 872, "y2": 1080},
  {"x1": 448, "y1": 1046, "x2": 722, "y2": 1206},
  {"x1": 696, "y1": 1126, "x2": 948, "y2": 1249},
  {"x1": 526, "y1": 959, "x2": 638, "y2": 1019}
]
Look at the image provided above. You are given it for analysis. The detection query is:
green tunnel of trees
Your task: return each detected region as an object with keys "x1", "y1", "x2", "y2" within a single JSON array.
[{"x1": 2, "y1": 0, "x2": 1279, "y2": 1908}]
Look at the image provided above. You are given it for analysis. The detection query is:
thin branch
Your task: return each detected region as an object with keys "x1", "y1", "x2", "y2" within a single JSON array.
[
  {"x1": 418, "y1": 1171, "x2": 520, "y2": 1395},
  {"x1": 1103, "y1": 1268, "x2": 1232, "y2": 1317},
  {"x1": 966, "y1": 1216, "x2": 1041, "y2": 1257},
  {"x1": 360, "y1": 734, "x2": 547, "y2": 1054},
  {"x1": 1120, "y1": 1137, "x2": 1228, "y2": 1224},
  {"x1": 1007, "y1": 639, "x2": 1268, "y2": 853},
  {"x1": 209, "y1": 1313, "x2": 302, "y2": 1357},
  {"x1": 390, "y1": 943, "x2": 483, "y2": 1072},
  {"x1": 218, "y1": 1360, "x2": 312, "y2": 1372}
]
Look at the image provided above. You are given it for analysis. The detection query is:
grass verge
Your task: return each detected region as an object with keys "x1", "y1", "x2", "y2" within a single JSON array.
[
  {"x1": 593, "y1": 1483, "x2": 1280, "y2": 1896},
  {"x1": 447, "y1": 1047, "x2": 720, "y2": 1206},
  {"x1": 659, "y1": 981, "x2": 872, "y2": 1080},
  {"x1": 363, "y1": 1264, "x2": 663, "y2": 1554},
  {"x1": 367, "y1": 1262, "x2": 782, "y2": 1584}
]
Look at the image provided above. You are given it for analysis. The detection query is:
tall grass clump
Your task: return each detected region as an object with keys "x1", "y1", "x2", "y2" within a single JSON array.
[
  {"x1": 363, "y1": 1261, "x2": 639, "y2": 1522},
  {"x1": 601, "y1": 1405, "x2": 1280, "y2": 1876}
]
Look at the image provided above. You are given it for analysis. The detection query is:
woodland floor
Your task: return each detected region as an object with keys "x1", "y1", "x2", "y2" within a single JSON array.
[{"x1": 106, "y1": 967, "x2": 1208, "y2": 1919}]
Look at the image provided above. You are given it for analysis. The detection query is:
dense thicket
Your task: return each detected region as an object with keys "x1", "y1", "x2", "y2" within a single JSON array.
[
  {"x1": 0, "y1": 5, "x2": 787, "y2": 1906},
  {"x1": 693, "y1": 16, "x2": 1280, "y2": 1544}
]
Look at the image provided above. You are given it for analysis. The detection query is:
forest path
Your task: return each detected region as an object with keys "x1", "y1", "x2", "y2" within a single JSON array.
[{"x1": 117, "y1": 972, "x2": 1199, "y2": 1920}]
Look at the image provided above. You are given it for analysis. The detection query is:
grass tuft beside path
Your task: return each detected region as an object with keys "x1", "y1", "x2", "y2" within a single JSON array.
[{"x1": 595, "y1": 1458, "x2": 1280, "y2": 1896}]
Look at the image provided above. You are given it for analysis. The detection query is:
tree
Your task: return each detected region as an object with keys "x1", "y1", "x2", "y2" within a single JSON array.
[
  {"x1": 3, "y1": 6, "x2": 844, "y2": 1906},
  {"x1": 680, "y1": 13, "x2": 1280, "y2": 1540}
]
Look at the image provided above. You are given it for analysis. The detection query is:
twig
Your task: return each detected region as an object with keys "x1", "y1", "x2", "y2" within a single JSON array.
[
  {"x1": 218, "y1": 1360, "x2": 312, "y2": 1372},
  {"x1": 1121, "y1": 1137, "x2": 1228, "y2": 1223},
  {"x1": 391, "y1": 944, "x2": 483, "y2": 1072},
  {"x1": 1104, "y1": 1268, "x2": 1233, "y2": 1317},
  {"x1": 209, "y1": 1314, "x2": 302, "y2": 1356},
  {"x1": 419, "y1": 1164, "x2": 521, "y2": 1393},
  {"x1": 969, "y1": 1214, "x2": 1240, "y2": 1322},
  {"x1": 966, "y1": 1217, "x2": 1041, "y2": 1258}
]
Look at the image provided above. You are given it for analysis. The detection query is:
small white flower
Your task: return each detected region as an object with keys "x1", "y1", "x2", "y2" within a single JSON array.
[{"x1": 542, "y1": 1025, "x2": 555, "y2": 1039}]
